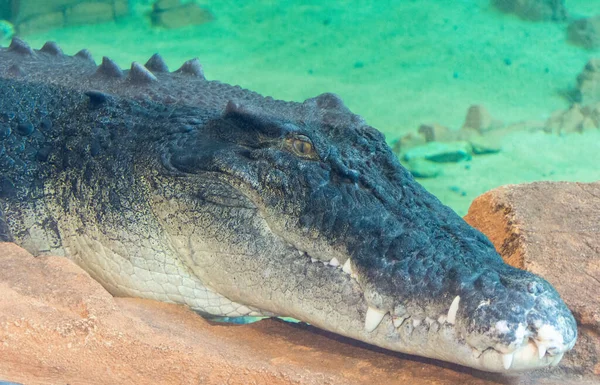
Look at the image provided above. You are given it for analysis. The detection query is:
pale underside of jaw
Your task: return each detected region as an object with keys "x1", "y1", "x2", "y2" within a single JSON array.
[{"x1": 298, "y1": 250, "x2": 570, "y2": 373}]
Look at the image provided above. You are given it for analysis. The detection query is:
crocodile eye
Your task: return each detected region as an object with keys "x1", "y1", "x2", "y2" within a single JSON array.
[{"x1": 287, "y1": 135, "x2": 318, "y2": 159}]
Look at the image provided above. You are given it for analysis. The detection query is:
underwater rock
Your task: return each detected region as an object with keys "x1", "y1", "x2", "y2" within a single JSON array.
[
  {"x1": 492, "y1": 0, "x2": 568, "y2": 22},
  {"x1": 467, "y1": 134, "x2": 502, "y2": 154},
  {"x1": 465, "y1": 181, "x2": 600, "y2": 377},
  {"x1": 417, "y1": 123, "x2": 454, "y2": 142},
  {"x1": 391, "y1": 132, "x2": 427, "y2": 154},
  {"x1": 393, "y1": 105, "x2": 505, "y2": 167},
  {"x1": 568, "y1": 15, "x2": 600, "y2": 50},
  {"x1": 461, "y1": 105, "x2": 503, "y2": 133},
  {"x1": 151, "y1": 1, "x2": 213, "y2": 29},
  {"x1": 576, "y1": 59, "x2": 600, "y2": 105},
  {"x1": 545, "y1": 104, "x2": 585, "y2": 134},
  {"x1": 403, "y1": 157, "x2": 442, "y2": 178},
  {"x1": 14, "y1": 12, "x2": 64, "y2": 36},
  {"x1": 153, "y1": 0, "x2": 182, "y2": 12},
  {"x1": 9, "y1": 1, "x2": 128, "y2": 35},
  {"x1": 545, "y1": 104, "x2": 599, "y2": 134},
  {"x1": 582, "y1": 102, "x2": 600, "y2": 127},
  {"x1": 64, "y1": 2, "x2": 114, "y2": 26},
  {"x1": 402, "y1": 141, "x2": 472, "y2": 163},
  {"x1": 114, "y1": 0, "x2": 128, "y2": 18}
]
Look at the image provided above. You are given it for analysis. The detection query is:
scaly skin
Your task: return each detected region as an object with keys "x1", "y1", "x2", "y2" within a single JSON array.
[{"x1": 0, "y1": 38, "x2": 577, "y2": 372}]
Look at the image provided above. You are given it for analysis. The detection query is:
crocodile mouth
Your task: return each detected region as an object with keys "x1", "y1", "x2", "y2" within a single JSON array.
[{"x1": 297, "y1": 251, "x2": 574, "y2": 373}]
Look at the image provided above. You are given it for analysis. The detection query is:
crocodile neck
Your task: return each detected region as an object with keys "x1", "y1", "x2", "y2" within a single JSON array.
[{"x1": 0, "y1": 78, "x2": 144, "y2": 255}]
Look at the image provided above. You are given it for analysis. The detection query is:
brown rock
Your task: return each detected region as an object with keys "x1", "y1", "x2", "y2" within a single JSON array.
[
  {"x1": 392, "y1": 132, "x2": 427, "y2": 154},
  {"x1": 576, "y1": 59, "x2": 600, "y2": 105},
  {"x1": 1, "y1": 242, "x2": 596, "y2": 384},
  {"x1": 568, "y1": 15, "x2": 600, "y2": 50},
  {"x1": 545, "y1": 104, "x2": 589, "y2": 134},
  {"x1": 582, "y1": 102, "x2": 600, "y2": 127},
  {"x1": 418, "y1": 123, "x2": 456, "y2": 142},
  {"x1": 492, "y1": 0, "x2": 568, "y2": 21},
  {"x1": 464, "y1": 182, "x2": 600, "y2": 377},
  {"x1": 151, "y1": 2, "x2": 213, "y2": 29},
  {"x1": 64, "y1": 2, "x2": 114, "y2": 26},
  {"x1": 10, "y1": 0, "x2": 78, "y2": 23},
  {"x1": 15, "y1": 11, "x2": 64, "y2": 36},
  {"x1": 462, "y1": 105, "x2": 493, "y2": 132},
  {"x1": 11, "y1": 1, "x2": 128, "y2": 34},
  {"x1": 153, "y1": 0, "x2": 182, "y2": 12},
  {"x1": 113, "y1": 0, "x2": 129, "y2": 18}
]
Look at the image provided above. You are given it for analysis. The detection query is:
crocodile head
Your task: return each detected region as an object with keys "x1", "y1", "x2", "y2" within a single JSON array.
[{"x1": 156, "y1": 93, "x2": 577, "y2": 373}]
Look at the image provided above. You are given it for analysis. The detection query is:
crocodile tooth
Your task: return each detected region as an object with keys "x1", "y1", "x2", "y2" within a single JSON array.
[
  {"x1": 297, "y1": 250, "x2": 303, "y2": 256},
  {"x1": 412, "y1": 318, "x2": 422, "y2": 327},
  {"x1": 144, "y1": 53, "x2": 169, "y2": 73},
  {"x1": 310, "y1": 257, "x2": 317, "y2": 263},
  {"x1": 447, "y1": 295, "x2": 460, "y2": 325},
  {"x1": 551, "y1": 352, "x2": 564, "y2": 367},
  {"x1": 40, "y1": 41, "x2": 63, "y2": 56},
  {"x1": 329, "y1": 257, "x2": 340, "y2": 267},
  {"x1": 534, "y1": 340, "x2": 547, "y2": 359},
  {"x1": 175, "y1": 58, "x2": 205, "y2": 79},
  {"x1": 9, "y1": 37, "x2": 34, "y2": 55},
  {"x1": 392, "y1": 315, "x2": 408, "y2": 328},
  {"x1": 502, "y1": 352, "x2": 514, "y2": 370},
  {"x1": 365, "y1": 307, "x2": 386, "y2": 332},
  {"x1": 129, "y1": 62, "x2": 158, "y2": 84},
  {"x1": 342, "y1": 258, "x2": 353, "y2": 275},
  {"x1": 96, "y1": 56, "x2": 124, "y2": 78}
]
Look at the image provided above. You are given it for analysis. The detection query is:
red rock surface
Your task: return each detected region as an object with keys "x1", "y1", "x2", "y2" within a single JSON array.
[
  {"x1": 465, "y1": 181, "x2": 600, "y2": 378},
  {"x1": 1, "y1": 181, "x2": 598, "y2": 384}
]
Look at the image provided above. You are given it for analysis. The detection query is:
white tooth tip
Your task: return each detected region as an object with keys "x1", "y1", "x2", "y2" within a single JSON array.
[
  {"x1": 502, "y1": 353, "x2": 514, "y2": 370},
  {"x1": 392, "y1": 317, "x2": 404, "y2": 328},
  {"x1": 412, "y1": 318, "x2": 422, "y2": 327},
  {"x1": 298, "y1": 250, "x2": 303, "y2": 256},
  {"x1": 364, "y1": 307, "x2": 386, "y2": 332},
  {"x1": 535, "y1": 341, "x2": 547, "y2": 359},
  {"x1": 329, "y1": 257, "x2": 340, "y2": 267},
  {"x1": 551, "y1": 352, "x2": 564, "y2": 367},
  {"x1": 342, "y1": 258, "x2": 353, "y2": 275},
  {"x1": 447, "y1": 295, "x2": 460, "y2": 325},
  {"x1": 310, "y1": 257, "x2": 317, "y2": 263}
]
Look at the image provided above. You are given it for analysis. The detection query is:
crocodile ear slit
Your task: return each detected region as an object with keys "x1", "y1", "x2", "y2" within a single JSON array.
[{"x1": 85, "y1": 90, "x2": 111, "y2": 108}]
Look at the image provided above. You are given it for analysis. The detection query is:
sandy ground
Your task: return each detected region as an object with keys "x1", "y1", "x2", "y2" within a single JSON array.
[{"x1": 11, "y1": 0, "x2": 600, "y2": 214}]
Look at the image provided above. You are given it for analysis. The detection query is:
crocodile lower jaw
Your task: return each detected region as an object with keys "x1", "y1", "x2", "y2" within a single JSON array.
[{"x1": 301, "y1": 253, "x2": 571, "y2": 373}]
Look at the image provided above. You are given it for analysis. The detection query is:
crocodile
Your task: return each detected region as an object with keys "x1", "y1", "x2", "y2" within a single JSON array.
[{"x1": 0, "y1": 37, "x2": 577, "y2": 373}]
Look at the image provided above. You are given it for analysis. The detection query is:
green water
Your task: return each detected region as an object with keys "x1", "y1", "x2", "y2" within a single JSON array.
[{"x1": 4, "y1": 0, "x2": 598, "y2": 214}]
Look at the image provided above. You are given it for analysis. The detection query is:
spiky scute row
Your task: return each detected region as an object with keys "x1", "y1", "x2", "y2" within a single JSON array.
[{"x1": 6, "y1": 37, "x2": 204, "y2": 86}]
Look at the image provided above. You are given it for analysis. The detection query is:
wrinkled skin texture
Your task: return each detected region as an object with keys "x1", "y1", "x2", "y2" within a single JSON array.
[{"x1": 0, "y1": 38, "x2": 577, "y2": 373}]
